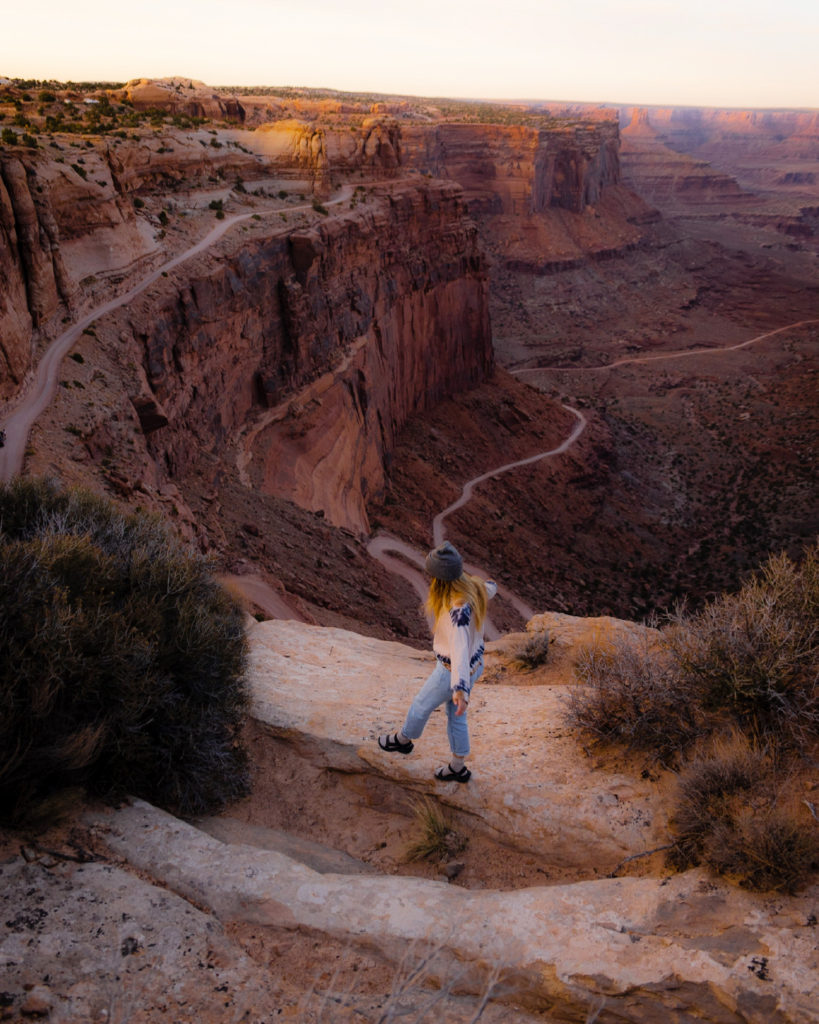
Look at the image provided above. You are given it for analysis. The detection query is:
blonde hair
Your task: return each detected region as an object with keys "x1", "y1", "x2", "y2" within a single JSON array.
[{"x1": 426, "y1": 574, "x2": 488, "y2": 629}]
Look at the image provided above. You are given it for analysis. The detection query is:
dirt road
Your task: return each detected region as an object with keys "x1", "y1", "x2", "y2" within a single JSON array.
[
  {"x1": 367, "y1": 405, "x2": 588, "y2": 631},
  {"x1": 0, "y1": 189, "x2": 353, "y2": 483}
]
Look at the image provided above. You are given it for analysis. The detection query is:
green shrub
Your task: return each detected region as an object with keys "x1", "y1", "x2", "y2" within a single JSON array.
[{"x1": 0, "y1": 477, "x2": 250, "y2": 824}]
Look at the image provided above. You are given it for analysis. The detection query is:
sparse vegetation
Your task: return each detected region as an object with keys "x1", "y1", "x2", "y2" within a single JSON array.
[
  {"x1": 567, "y1": 543, "x2": 819, "y2": 891},
  {"x1": 404, "y1": 797, "x2": 467, "y2": 863},
  {"x1": 512, "y1": 629, "x2": 551, "y2": 670},
  {"x1": 0, "y1": 477, "x2": 250, "y2": 826}
]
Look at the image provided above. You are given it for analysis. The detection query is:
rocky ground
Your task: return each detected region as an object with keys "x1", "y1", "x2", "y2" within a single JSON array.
[{"x1": 2, "y1": 617, "x2": 817, "y2": 1024}]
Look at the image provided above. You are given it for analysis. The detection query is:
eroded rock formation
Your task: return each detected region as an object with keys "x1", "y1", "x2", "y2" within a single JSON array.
[
  {"x1": 118, "y1": 77, "x2": 247, "y2": 123},
  {"x1": 401, "y1": 120, "x2": 621, "y2": 215},
  {"x1": 135, "y1": 181, "x2": 490, "y2": 533},
  {"x1": 620, "y1": 108, "x2": 752, "y2": 209}
]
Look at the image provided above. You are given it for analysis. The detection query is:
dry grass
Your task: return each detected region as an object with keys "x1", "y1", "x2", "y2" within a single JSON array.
[
  {"x1": 512, "y1": 630, "x2": 551, "y2": 670},
  {"x1": 670, "y1": 734, "x2": 818, "y2": 893},
  {"x1": 404, "y1": 797, "x2": 467, "y2": 864}
]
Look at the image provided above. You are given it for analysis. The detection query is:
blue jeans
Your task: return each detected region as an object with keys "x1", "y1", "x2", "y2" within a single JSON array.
[{"x1": 401, "y1": 659, "x2": 484, "y2": 758}]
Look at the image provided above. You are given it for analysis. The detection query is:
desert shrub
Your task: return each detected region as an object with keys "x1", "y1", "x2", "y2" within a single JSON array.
[
  {"x1": 669, "y1": 735, "x2": 818, "y2": 893},
  {"x1": 0, "y1": 477, "x2": 249, "y2": 824},
  {"x1": 513, "y1": 629, "x2": 551, "y2": 670},
  {"x1": 568, "y1": 634, "x2": 702, "y2": 764},
  {"x1": 667, "y1": 546, "x2": 819, "y2": 748},
  {"x1": 566, "y1": 542, "x2": 818, "y2": 890},
  {"x1": 404, "y1": 797, "x2": 467, "y2": 863}
]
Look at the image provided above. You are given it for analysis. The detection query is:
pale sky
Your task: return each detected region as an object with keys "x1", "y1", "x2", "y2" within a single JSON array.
[{"x1": 2, "y1": 0, "x2": 817, "y2": 109}]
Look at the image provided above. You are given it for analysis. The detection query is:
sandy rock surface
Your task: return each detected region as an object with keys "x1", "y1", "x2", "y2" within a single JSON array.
[
  {"x1": 84, "y1": 799, "x2": 819, "y2": 1024},
  {"x1": 0, "y1": 854, "x2": 278, "y2": 1022},
  {"x1": 246, "y1": 618, "x2": 669, "y2": 873}
]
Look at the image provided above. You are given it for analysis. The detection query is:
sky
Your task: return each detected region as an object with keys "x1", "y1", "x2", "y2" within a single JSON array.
[{"x1": 2, "y1": 0, "x2": 818, "y2": 110}]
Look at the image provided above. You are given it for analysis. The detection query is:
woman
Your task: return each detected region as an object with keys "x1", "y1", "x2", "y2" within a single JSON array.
[{"x1": 378, "y1": 541, "x2": 496, "y2": 782}]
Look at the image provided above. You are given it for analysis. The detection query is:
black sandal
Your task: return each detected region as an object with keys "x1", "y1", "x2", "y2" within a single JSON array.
[
  {"x1": 378, "y1": 732, "x2": 414, "y2": 755},
  {"x1": 434, "y1": 763, "x2": 471, "y2": 783}
]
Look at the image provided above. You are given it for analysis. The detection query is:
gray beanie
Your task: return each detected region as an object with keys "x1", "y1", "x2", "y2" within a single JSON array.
[{"x1": 425, "y1": 541, "x2": 463, "y2": 581}]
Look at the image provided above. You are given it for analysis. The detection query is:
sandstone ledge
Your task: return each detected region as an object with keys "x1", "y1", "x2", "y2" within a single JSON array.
[
  {"x1": 84, "y1": 799, "x2": 819, "y2": 1023},
  {"x1": 246, "y1": 618, "x2": 668, "y2": 872}
]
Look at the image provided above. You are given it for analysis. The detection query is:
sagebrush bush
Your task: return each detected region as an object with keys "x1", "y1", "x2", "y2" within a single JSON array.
[
  {"x1": 566, "y1": 542, "x2": 819, "y2": 890},
  {"x1": 513, "y1": 630, "x2": 551, "y2": 670},
  {"x1": 0, "y1": 477, "x2": 250, "y2": 824},
  {"x1": 667, "y1": 547, "x2": 819, "y2": 748},
  {"x1": 568, "y1": 635, "x2": 702, "y2": 764},
  {"x1": 670, "y1": 735, "x2": 818, "y2": 893}
]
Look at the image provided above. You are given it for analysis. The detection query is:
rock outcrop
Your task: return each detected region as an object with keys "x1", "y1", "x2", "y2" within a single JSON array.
[
  {"x1": 0, "y1": 155, "x2": 74, "y2": 392},
  {"x1": 246, "y1": 617, "x2": 670, "y2": 868},
  {"x1": 119, "y1": 77, "x2": 247, "y2": 123},
  {"x1": 250, "y1": 117, "x2": 402, "y2": 192},
  {"x1": 620, "y1": 109, "x2": 752, "y2": 210},
  {"x1": 83, "y1": 800, "x2": 819, "y2": 1024},
  {"x1": 6, "y1": 613, "x2": 814, "y2": 1024},
  {"x1": 135, "y1": 182, "x2": 490, "y2": 533},
  {"x1": 401, "y1": 120, "x2": 621, "y2": 215}
]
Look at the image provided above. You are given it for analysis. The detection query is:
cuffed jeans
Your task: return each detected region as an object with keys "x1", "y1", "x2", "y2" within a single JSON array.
[{"x1": 401, "y1": 658, "x2": 484, "y2": 758}]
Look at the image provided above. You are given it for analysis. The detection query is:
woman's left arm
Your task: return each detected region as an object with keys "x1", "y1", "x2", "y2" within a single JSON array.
[{"x1": 448, "y1": 603, "x2": 473, "y2": 701}]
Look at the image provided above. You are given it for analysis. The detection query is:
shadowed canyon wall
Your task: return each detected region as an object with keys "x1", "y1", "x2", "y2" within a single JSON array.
[
  {"x1": 0, "y1": 139, "x2": 266, "y2": 398},
  {"x1": 401, "y1": 121, "x2": 621, "y2": 215},
  {"x1": 135, "y1": 181, "x2": 491, "y2": 533},
  {"x1": 2, "y1": 101, "x2": 632, "y2": 540}
]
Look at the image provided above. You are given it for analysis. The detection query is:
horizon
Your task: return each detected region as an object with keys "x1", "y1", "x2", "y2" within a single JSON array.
[
  {"x1": 3, "y1": 0, "x2": 817, "y2": 111},
  {"x1": 3, "y1": 76, "x2": 817, "y2": 117}
]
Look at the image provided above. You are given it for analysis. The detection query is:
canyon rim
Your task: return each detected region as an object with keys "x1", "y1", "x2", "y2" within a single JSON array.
[{"x1": 1, "y1": 77, "x2": 818, "y2": 1023}]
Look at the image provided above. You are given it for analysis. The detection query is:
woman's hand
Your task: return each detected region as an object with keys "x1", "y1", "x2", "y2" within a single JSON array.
[{"x1": 453, "y1": 690, "x2": 468, "y2": 717}]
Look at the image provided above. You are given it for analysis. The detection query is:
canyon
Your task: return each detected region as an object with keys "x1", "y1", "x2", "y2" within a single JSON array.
[{"x1": 1, "y1": 79, "x2": 818, "y2": 1022}]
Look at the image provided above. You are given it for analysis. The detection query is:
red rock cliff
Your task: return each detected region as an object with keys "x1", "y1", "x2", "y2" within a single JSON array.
[
  {"x1": 401, "y1": 121, "x2": 621, "y2": 215},
  {"x1": 1, "y1": 154, "x2": 74, "y2": 393},
  {"x1": 134, "y1": 181, "x2": 491, "y2": 533}
]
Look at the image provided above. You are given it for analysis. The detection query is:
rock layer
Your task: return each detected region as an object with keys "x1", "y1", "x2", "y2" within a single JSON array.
[
  {"x1": 620, "y1": 109, "x2": 752, "y2": 210},
  {"x1": 137, "y1": 182, "x2": 491, "y2": 532},
  {"x1": 84, "y1": 795, "x2": 818, "y2": 1023},
  {"x1": 401, "y1": 121, "x2": 621, "y2": 215}
]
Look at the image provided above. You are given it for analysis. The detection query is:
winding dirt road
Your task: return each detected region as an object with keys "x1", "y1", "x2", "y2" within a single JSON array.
[
  {"x1": 0, "y1": 189, "x2": 352, "y2": 484},
  {"x1": 368, "y1": 317, "x2": 818, "y2": 629},
  {"x1": 6, "y1": 198, "x2": 812, "y2": 632},
  {"x1": 510, "y1": 319, "x2": 819, "y2": 376},
  {"x1": 367, "y1": 405, "x2": 589, "y2": 634}
]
